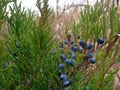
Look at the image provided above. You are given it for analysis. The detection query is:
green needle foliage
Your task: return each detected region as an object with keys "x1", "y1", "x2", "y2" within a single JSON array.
[
  {"x1": 69, "y1": 0, "x2": 120, "y2": 90},
  {"x1": 0, "y1": 0, "x2": 58, "y2": 90},
  {"x1": 0, "y1": 0, "x2": 11, "y2": 30},
  {"x1": 0, "y1": 0, "x2": 120, "y2": 90}
]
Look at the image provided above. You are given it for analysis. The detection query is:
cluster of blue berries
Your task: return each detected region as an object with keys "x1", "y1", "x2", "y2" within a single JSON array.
[
  {"x1": 3, "y1": 42, "x2": 20, "y2": 68},
  {"x1": 12, "y1": 42, "x2": 20, "y2": 57},
  {"x1": 12, "y1": 42, "x2": 24, "y2": 58},
  {"x1": 58, "y1": 34, "x2": 104, "y2": 87}
]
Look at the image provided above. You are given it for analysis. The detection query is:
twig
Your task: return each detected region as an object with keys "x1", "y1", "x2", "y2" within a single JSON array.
[
  {"x1": 116, "y1": 73, "x2": 120, "y2": 81},
  {"x1": 104, "y1": 33, "x2": 120, "y2": 58},
  {"x1": 98, "y1": 60, "x2": 115, "y2": 90},
  {"x1": 55, "y1": 3, "x2": 87, "y2": 21}
]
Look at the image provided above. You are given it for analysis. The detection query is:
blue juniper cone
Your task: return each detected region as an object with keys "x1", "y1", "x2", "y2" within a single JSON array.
[
  {"x1": 61, "y1": 54, "x2": 66, "y2": 60},
  {"x1": 64, "y1": 80, "x2": 70, "y2": 87},
  {"x1": 59, "y1": 63, "x2": 64, "y2": 69},
  {"x1": 90, "y1": 58, "x2": 96, "y2": 64},
  {"x1": 58, "y1": 70, "x2": 62, "y2": 77},
  {"x1": 65, "y1": 71, "x2": 69, "y2": 75},
  {"x1": 67, "y1": 34, "x2": 71, "y2": 39},
  {"x1": 86, "y1": 43, "x2": 93, "y2": 50},
  {"x1": 12, "y1": 52, "x2": 17, "y2": 57},
  {"x1": 59, "y1": 44, "x2": 64, "y2": 50},
  {"x1": 60, "y1": 74, "x2": 67, "y2": 81},
  {"x1": 85, "y1": 85, "x2": 89, "y2": 90},
  {"x1": 97, "y1": 37, "x2": 104, "y2": 44},
  {"x1": 79, "y1": 48, "x2": 83, "y2": 53},
  {"x1": 65, "y1": 59, "x2": 73, "y2": 66},
  {"x1": 4, "y1": 63, "x2": 8, "y2": 67},
  {"x1": 77, "y1": 34, "x2": 80, "y2": 39},
  {"x1": 58, "y1": 34, "x2": 102, "y2": 87},
  {"x1": 59, "y1": 47, "x2": 63, "y2": 50},
  {"x1": 15, "y1": 42, "x2": 20, "y2": 48},
  {"x1": 72, "y1": 53, "x2": 76, "y2": 59},
  {"x1": 68, "y1": 49, "x2": 72, "y2": 54},
  {"x1": 72, "y1": 45, "x2": 78, "y2": 52},
  {"x1": 70, "y1": 39, "x2": 74, "y2": 44},
  {"x1": 64, "y1": 40, "x2": 68, "y2": 45},
  {"x1": 86, "y1": 52, "x2": 93, "y2": 58},
  {"x1": 79, "y1": 40, "x2": 85, "y2": 48}
]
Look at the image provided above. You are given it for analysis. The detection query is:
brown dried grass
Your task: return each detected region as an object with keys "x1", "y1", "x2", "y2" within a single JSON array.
[{"x1": 51, "y1": 4, "x2": 82, "y2": 41}]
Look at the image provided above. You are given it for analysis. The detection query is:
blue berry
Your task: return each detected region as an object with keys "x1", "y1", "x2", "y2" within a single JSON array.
[
  {"x1": 65, "y1": 71, "x2": 69, "y2": 75},
  {"x1": 65, "y1": 59, "x2": 73, "y2": 66},
  {"x1": 97, "y1": 37, "x2": 104, "y2": 44},
  {"x1": 61, "y1": 54, "x2": 66, "y2": 60},
  {"x1": 90, "y1": 58, "x2": 96, "y2": 64},
  {"x1": 86, "y1": 52, "x2": 93, "y2": 58},
  {"x1": 68, "y1": 49, "x2": 72, "y2": 54},
  {"x1": 58, "y1": 70, "x2": 62, "y2": 77},
  {"x1": 16, "y1": 42, "x2": 20, "y2": 48},
  {"x1": 72, "y1": 45, "x2": 78, "y2": 52},
  {"x1": 64, "y1": 40, "x2": 68, "y2": 45},
  {"x1": 72, "y1": 53, "x2": 76, "y2": 59},
  {"x1": 60, "y1": 74, "x2": 67, "y2": 81},
  {"x1": 79, "y1": 40, "x2": 85, "y2": 48},
  {"x1": 70, "y1": 39, "x2": 74, "y2": 44},
  {"x1": 59, "y1": 47, "x2": 63, "y2": 50},
  {"x1": 59, "y1": 44, "x2": 64, "y2": 50},
  {"x1": 86, "y1": 43, "x2": 93, "y2": 50},
  {"x1": 79, "y1": 48, "x2": 83, "y2": 53},
  {"x1": 12, "y1": 52, "x2": 17, "y2": 57},
  {"x1": 59, "y1": 63, "x2": 64, "y2": 69},
  {"x1": 85, "y1": 85, "x2": 89, "y2": 90},
  {"x1": 4, "y1": 63, "x2": 8, "y2": 67},
  {"x1": 67, "y1": 34, "x2": 71, "y2": 38},
  {"x1": 64, "y1": 80, "x2": 70, "y2": 87},
  {"x1": 77, "y1": 34, "x2": 80, "y2": 39}
]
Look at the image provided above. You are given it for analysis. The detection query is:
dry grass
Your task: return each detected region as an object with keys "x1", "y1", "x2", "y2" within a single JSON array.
[{"x1": 51, "y1": 4, "x2": 83, "y2": 41}]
